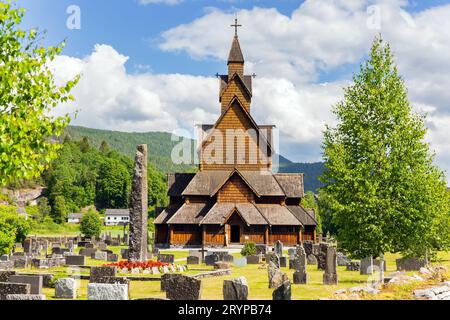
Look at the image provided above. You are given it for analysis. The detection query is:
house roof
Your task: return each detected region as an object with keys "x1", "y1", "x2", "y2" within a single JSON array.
[
  {"x1": 274, "y1": 173, "x2": 305, "y2": 198},
  {"x1": 68, "y1": 212, "x2": 83, "y2": 219},
  {"x1": 167, "y1": 173, "x2": 195, "y2": 197},
  {"x1": 286, "y1": 205, "x2": 318, "y2": 226},
  {"x1": 166, "y1": 202, "x2": 214, "y2": 224},
  {"x1": 219, "y1": 74, "x2": 252, "y2": 97},
  {"x1": 105, "y1": 209, "x2": 130, "y2": 216},
  {"x1": 154, "y1": 204, "x2": 182, "y2": 224},
  {"x1": 200, "y1": 202, "x2": 268, "y2": 225},
  {"x1": 228, "y1": 35, "x2": 244, "y2": 63},
  {"x1": 182, "y1": 170, "x2": 231, "y2": 196},
  {"x1": 255, "y1": 204, "x2": 302, "y2": 226}
]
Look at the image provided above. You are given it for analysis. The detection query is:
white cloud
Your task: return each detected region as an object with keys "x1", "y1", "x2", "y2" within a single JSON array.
[{"x1": 50, "y1": 0, "x2": 450, "y2": 182}]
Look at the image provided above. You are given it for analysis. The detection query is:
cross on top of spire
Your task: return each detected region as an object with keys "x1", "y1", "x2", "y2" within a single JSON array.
[{"x1": 230, "y1": 15, "x2": 242, "y2": 36}]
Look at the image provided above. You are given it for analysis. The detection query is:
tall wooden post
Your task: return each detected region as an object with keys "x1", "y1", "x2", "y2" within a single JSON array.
[{"x1": 265, "y1": 226, "x2": 269, "y2": 245}]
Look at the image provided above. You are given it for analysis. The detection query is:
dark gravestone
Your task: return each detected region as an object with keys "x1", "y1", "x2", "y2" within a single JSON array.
[
  {"x1": 0, "y1": 271, "x2": 16, "y2": 282},
  {"x1": 23, "y1": 238, "x2": 32, "y2": 254},
  {"x1": 187, "y1": 256, "x2": 200, "y2": 265},
  {"x1": 360, "y1": 257, "x2": 374, "y2": 275},
  {"x1": 157, "y1": 254, "x2": 175, "y2": 264},
  {"x1": 165, "y1": 275, "x2": 202, "y2": 300},
  {"x1": 246, "y1": 255, "x2": 260, "y2": 264},
  {"x1": 274, "y1": 240, "x2": 283, "y2": 257},
  {"x1": 337, "y1": 252, "x2": 351, "y2": 266},
  {"x1": 129, "y1": 144, "x2": 148, "y2": 262},
  {"x1": 52, "y1": 247, "x2": 62, "y2": 255},
  {"x1": 223, "y1": 277, "x2": 248, "y2": 300},
  {"x1": 268, "y1": 262, "x2": 287, "y2": 289},
  {"x1": 272, "y1": 280, "x2": 291, "y2": 300},
  {"x1": 121, "y1": 249, "x2": 129, "y2": 260},
  {"x1": 303, "y1": 241, "x2": 313, "y2": 256},
  {"x1": 323, "y1": 246, "x2": 338, "y2": 285},
  {"x1": 160, "y1": 273, "x2": 179, "y2": 292},
  {"x1": 293, "y1": 246, "x2": 307, "y2": 284},
  {"x1": 255, "y1": 244, "x2": 267, "y2": 255},
  {"x1": 9, "y1": 275, "x2": 43, "y2": 295},
  {"x1": 396, "y1": 258, "x2": 426, "y2": 271},
  {"x1": 279, "y1": 256, "x2": 287, "y2": 268},
  {"x1": 0, "y1": 255, "x2": 9, "y2": 261},
  {"x1": 317, "y1": 243, "x2": 328, "y2": 270},
  {"x1": 85, "y1": 243, "x2": 95, "y2": 249},
  {"x1": 205, "y1": 254, "x2": 219, "y2": 266},
  {"x1": 107, "y1": 253, "x2": 119, "y2": 262},
  {"x1": 90, "y1": 266, "x2": 117, "y2": 283},
  {"x1": 222, "y1": 254, "x2": 234, "y2": 263},
  {"x1": 65, "y1": 255, "x2": 85, "y2": 266},
  {"x1": 0, "y1": 282, "x2": 30, "y2": 300},
  {"x1": 79, "y1": 248, "x2": 97, "y2": 257},
  {"x1": 306, "y1": 254, "x2": 318, "y2": 266}
]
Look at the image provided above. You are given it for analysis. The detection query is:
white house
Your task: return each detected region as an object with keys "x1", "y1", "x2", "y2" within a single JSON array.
[
  {"x1": 104, "y1": 209, "x2": 130, "y2": 226},
  {"x1": 67, "y1": 212, "x2": 83, "y2": 224}
]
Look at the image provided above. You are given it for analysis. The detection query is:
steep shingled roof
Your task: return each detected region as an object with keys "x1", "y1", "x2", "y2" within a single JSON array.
[
  {"x1": 200, "y1": 202, "x2": 268, "y2": 225},
  {"x1": 286, "y1": 205, "x2": 318, "y2": 226},
  {"x1": 166, "y1": 202, "x2": 214, "y2": 224},
  {"x1": 255, "y1": 204, "x2": 302, "y2": 226},
  {"x1": 274, "y1": 173, "x2": 305, "y2": 198},
  {"x1": 167, "y1": 173, "x2": 195, "y2": 197},
  {"x1": 154, "y1": 204, "x2": 182, "y2": 224},
  {"x1": 228, "y1": 36, "x2": 244, "y2": 63}
]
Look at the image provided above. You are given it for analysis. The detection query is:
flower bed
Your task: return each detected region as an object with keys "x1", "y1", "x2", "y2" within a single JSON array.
[{"x1": 105, "y1": 260, "x2": 169, "y2": 271}]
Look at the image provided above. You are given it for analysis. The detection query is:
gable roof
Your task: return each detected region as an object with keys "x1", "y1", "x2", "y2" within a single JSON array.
[
  {"x1": 166, "y1": 202, "x2": 214, "y2": 224},
  {"x1": 182, "y1": 170, "x2": 231, "y2": 196},
  {"x1": 199, "y1": 202, "x2": 268, "y2": 226},
  {"x1": 167, "y1": 173, "x2": 195, "y2": 197},
  {"x1": 105, "y1": 209, "x2": 129, "y2": 216},
  {"x1": 154, "y1": 204, "x2": 182, "y2": 224},
  {"x1": 68, "y1": 212, "x2": 83, "y2": 219},
  {"x1": 220, "y1": 75, "x2": 252, "y2": 97},
  {"x1": 199, "y1": 95, "x2": 273, "y2": 153},
  {"x1": 228, "y1": 35, "x2": 244, "y2": 63},
  {"x1": 274, "y1": 173, "x2": 305, "y2": 198}
]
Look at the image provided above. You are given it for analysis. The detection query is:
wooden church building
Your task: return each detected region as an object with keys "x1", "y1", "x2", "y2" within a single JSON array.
[{"x1": 154, "y1": 21, "x2": 318, "y2": 247}]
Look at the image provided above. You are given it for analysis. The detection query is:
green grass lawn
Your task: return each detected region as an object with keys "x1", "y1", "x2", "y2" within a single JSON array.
[{"x1": 18, "y1": 248, "x2": 450, "y2": 300}]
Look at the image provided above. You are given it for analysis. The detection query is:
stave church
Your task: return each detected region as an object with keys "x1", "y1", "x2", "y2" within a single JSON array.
[{"x1": 154, "y1": 21, "x2": 318, "y2": 247}]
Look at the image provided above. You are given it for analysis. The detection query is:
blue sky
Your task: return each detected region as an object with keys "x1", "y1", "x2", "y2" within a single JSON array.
[{"x1": 14, "y1": 0, "x2": 450, "y2": 177}]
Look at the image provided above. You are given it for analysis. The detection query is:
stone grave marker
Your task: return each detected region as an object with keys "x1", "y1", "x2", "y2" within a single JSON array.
[
  {"x1": 157, "y1": 254, "x2": 175, "y2": 264},
  {"x1": 223, "y1": 277, "x2": 248, "y2": 300},
  {"x1": 0, "y1": 282, "x2": 30, "y2": 300},
  {"x1": 268, "y1": 261, "x2": 288, "y2": 289},
  {"x1": 272, "y1": 279, "x2": 291, "y2": 300},
  {"x1": 360, "y1": 257, "x2": 374, "y2": 275},
  {"x1": 396, "y1": 258, "x2": 426, "y2": 271},
  {"x1": 205, "y1": 254, "x2": 219, "y2": 266},
  {"x1": 187, "y1": 256, "x2": 200, "y2": 265},
  {"x1": 128, "y1": 144, "x2": 148, "y2": 262},
  {"x1": 323, "y1": 246, "x2": 338, "y2": 285},
  {"x1": 65, "y1": 255, "x2": 85, "y2": 266},
  {"x1": 165, "y1": 275, "x2": 201, "y2": 300},
  {"x1": 234, "y1": 257, "x2": 247, "y2": 268},
  {"x1": 9, "y1": 275, "x2": 43, "y2": 295},
  {"x1": 246, "y1": 255, "x2": 260, "y2": 264},
  {"x1": 55, "y1": 278, "x2": 77, "y2": 299},
  {"x1": 6, "y1": 294, "x2": 46, "y2": 300},
  {"x1": 94, "y1": 251, "x2": 107, "y2": 261},
  {"x1": 87, "y1": 283, "x2": 128, "y2": 300},
  {"x1": 274, "y1": 240, "x2": 283, "y2": 257},
  {"x1": 90, "y1": 266, "x2": 117, "y2": 283}
]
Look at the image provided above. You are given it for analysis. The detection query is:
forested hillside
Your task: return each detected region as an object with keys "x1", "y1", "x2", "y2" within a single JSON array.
[{"x1": 65, "y1": 126, "x2": 325, "y2": 192}]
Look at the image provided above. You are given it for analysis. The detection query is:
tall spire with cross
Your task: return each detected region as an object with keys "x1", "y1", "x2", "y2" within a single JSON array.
[
  {"x1": 227, "y1": 16, "x2": 244, "y2": 66},
  {"x1": 230, "y1": 14, "x2": 242, "y2": 37}
]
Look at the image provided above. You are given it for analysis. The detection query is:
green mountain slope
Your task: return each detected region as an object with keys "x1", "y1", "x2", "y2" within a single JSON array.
[{"x1": 65, "y1": 126, "x2": 324, "y2": 191}]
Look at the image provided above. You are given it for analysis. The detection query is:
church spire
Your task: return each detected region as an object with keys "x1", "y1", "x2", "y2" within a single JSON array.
[{"x1": 228, "y1": 17, "x2": 244, "y2": 64}]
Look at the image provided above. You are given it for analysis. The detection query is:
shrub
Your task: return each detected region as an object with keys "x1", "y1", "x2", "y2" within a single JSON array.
[
  {"x1": 0, "y1": 207, "x2": 31, "y2": 254},
  {"x1": 80, "y1": 209, "x2": 102, "y2": 238},
  {"x1": 241, "y1": 242, "x2": 256, "y2": 256}
]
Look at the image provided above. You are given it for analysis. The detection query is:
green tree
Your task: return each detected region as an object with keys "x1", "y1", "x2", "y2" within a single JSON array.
[
  {"x1": 95, "y1": 159, "x2": 131, "y2": 209},
  {"x1": 321, "y1": 37, "x2": 449, "y2": 265},
  {"x1": 99, "y1": 140, "x2": 110, "y2": 154},
  {"x1": 148, "y1": 164, "x2": 168, "y2": 211},
  {"x1": 0, "y1": 2, "x2": 78, "y2": 186},
  {"x1": 52, "y1": 195, "x2": 68, "y2": 224},
  {"x1": 0, "y1": 207, "x2": 30, "y2": 254},
  {"x1": 80, "y1": 209, "x2": 102, "y2": 238},
  {"x1": 37, "y1": 197, "x2": 51, "y2": 220},
  {"x1": 316, "y1": 190, "x2": 337, "y2": 236},
  {"x1": 301, "y1": 191, "x2": 322, "y2": 233}
]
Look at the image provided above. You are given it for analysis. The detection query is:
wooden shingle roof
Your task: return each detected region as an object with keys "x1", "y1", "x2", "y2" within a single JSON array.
[
  {"x1": 219, "y1": 74, "x2": 252, "y2": 97},
  {"x1": 166, "y1": 202, "x2": 214, "y2": 224},
  {"x1": 182, "y1": 170, "x2": 231, "y2": 196},
  {"x1": 154, "y1": 204, "x2": 182, "y2": 224},
  {"x1": 286, "y1": 205, "x2": 317, "y2": 226},
  {"x1": 255, "y1": 204, "x2": 302, "y2": 226},
  {"x1": 167, "y1": 173, "x2": 195, "y2": 197},
  {"x1": 228, "y1": 35, "x2": 244, "y2": 63},
  {"x1": 200, "y1": 203, "x2": 268, "y2": 226},
  {"x1": 274, "y1": 173, "x2": 305, "y2": 198}
]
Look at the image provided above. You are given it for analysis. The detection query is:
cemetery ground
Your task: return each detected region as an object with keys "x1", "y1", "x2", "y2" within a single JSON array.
[{"x1": 10, "y1": 244, "x2": 450, "y2": 300}]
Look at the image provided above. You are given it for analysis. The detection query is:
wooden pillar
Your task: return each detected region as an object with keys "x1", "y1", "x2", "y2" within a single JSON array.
[
  {"x1": 265, "y1": 225, "x2": 269, "y2": 245},
  {"x1": 313, "y1": 228, "x2": 317, "y2": 243},
  {"x1": 202, "y1": 225, "x2": 206, "y2": 246},
  {"x1": 298, "y1": 226, "x2": 303, "y2": 245},
  {"x1": 167, "y1": 225, "x2": 172, "y2": 246}
]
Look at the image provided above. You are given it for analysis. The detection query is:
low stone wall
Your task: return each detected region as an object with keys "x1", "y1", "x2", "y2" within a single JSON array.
[
  {"x1": 413, "y1": 282, "x2": 450, "y2": 300},
  {"x1": 192, "y1": 269, "x2": 232, "y2": 279}
]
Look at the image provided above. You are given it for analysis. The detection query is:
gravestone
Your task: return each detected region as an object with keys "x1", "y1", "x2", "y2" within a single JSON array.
[
  {"x1": 360, "y1": 257, "x2": 374, "y2": 275},
  {"x1": 373, "y1": 259, "x2": 387, "y2": 271},
  {"x1": 128, "y1": 144, "x2": 148, "y2": 262},
  {"x1": 279, "y1": 256, "x2": 287, "y2": 268},
  {"x1": 9, "y1": 275, "x2": 43, "y2": 295},
  {"x1": 85, "y1": 243, "x2": 95, "y2": 249},
  {"x1": 165, "y1": 275, "x2": 202, "y2": 300},
  {"x1": 205, "y1": 254, "x2": 219, "y2": 266},
  {"x1": 90, "y1": 266, "x2": 117, "y2": 283},
  {"x1": 79, "y1": 248, "x2": 97, "y2": 257},
  {"x1": 87, "y1": 283, "x2": 129, "y2": 300},
  {"x1": 214, "y1": 262, "x2": 231, "y2": 270},
  {"x1": 222, "y1": 254, "x2": 234, "y2": 263},
  {"x1": 107, "y1": 253, "x2": 119, "y2": 262},
  {"x1": 187, "y1": 256, "x2": 200, "y2": 265},
  {"x1": 266, "y1": 253, "x2": 280, "y2": 268},
  {"x1": 293, "y1": 246, "x2": 308, "y2": 284},
  {"x1": 234, "y1": 257, "x2": 247, "y2": 267},
  {"x1": 303, "y1": 241, "x2": 313, "y2": 256},
  {"x1": 0, "y1": 260, "x2": 14, "y2": 270},
  {"x1": 287, "y1": 248, "x2": 296, "y2": 259},
  {"x1": 268, "y1": 262, "x2": 287, "y2": 289},
  {"x1": 323, "y1": 246, "x2": 338, "y2": 285},
  {"x1": 396, "y1": 258, "x2": 426, "y2": 271},
  {"x1": 55, "y1": 278, "x2": 77, "y2": 299},
  {"x1": 65, "y1": 255, "x2": 85, "y2": 266},
  {"x1": 0, "y1": 271, "x2": 15, "y2": 282},
  {"x1": 272, "y1": 280, "x2": 291, "y2": 300},
  {"x1": 157, "y1": 254, "x2": 175, "y2": 264},
  {"x1": 337, "y1": 252, "x2": 351, "y2": 266},
  {"x1": 0, "y1": 255, "x2": 9, "y2": 261},
  {"x1": 23, "y1": 238, "x2": 32, "y2": 254},
  {"x1": 5, "y1": 294, "x2": 46, "y2": 300},
  {"x1": 246, "y1": 255, "x2": 260, "y2": 264},
  {"x1": 274, "y1": 240, "x2": 283, "y2": 257},
  {"x1": 223, "y1": 277, "x2": 248, "y2": 300},
  {"x1": 317, "y1": 243, "x2": 328, "y2": 270},
  {"x1": 160, "y1": 273, "x2": 179, "y2": 292},
  {"x1": 0, "y1": 283, "x2": 30, "y2": 300},
  {"x1": 121, "y1": 249, "x2": 129, "y2": 260},
  {"x1": 93, "y1": 251, "x2": 107, "y2": 261}
]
